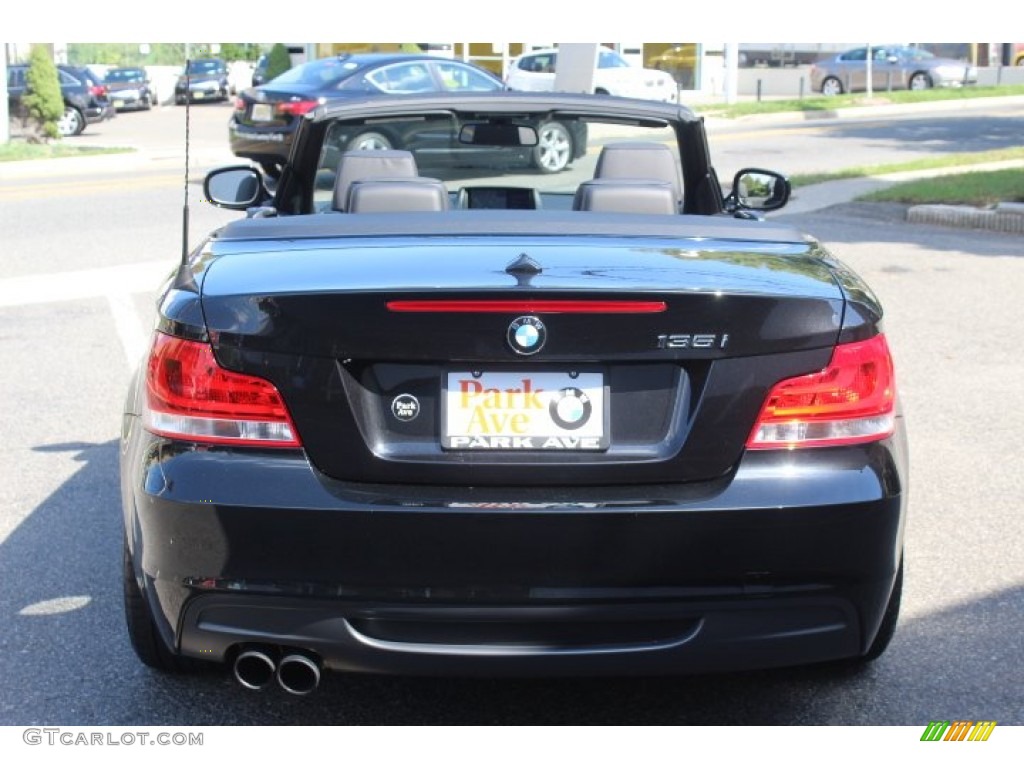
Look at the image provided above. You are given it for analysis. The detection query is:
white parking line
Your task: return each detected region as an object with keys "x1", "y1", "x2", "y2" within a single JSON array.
[
  {"x1": 0, "y1": 261, "x2": 171, "y2": 364},
  {"x1": 106, "y1": 292, "x2": 152, "y2": 369}
]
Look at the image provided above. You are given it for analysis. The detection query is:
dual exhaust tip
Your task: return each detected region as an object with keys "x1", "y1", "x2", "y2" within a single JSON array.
[{"x1": 233, "y1": 648, "x2": 321, "y2": 695}]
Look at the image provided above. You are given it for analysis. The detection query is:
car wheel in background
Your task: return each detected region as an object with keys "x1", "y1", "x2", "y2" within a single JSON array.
[
  {"x1": 909, "y1": 72, "x2": 932, "y2": 90},
  {"x1": 820, "y1": 76, "x2": 844, "y2": 96},
  {"x1": 57, "y1": 105, "x2": 86, "y2": 137},
  {"x1": 347, "y1": 131, "x2": 394, "y2": 151},
  {"x1": 532, "y1": 121, "x2": 573, "y2": 174}
]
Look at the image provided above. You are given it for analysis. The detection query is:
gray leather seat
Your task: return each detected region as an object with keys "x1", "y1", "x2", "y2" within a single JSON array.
[
  {"x1": 573, "y1": 178, "x2": 677, "y2": 215},
  {"x1": 347, "y1": 177, "x2": 450, "y2": 213},
  {"x1": 592, "y1": 141, "x2": 684, "y2": 211},
  {"x1": 332, "y1": 149, "x2": 419, "y2": 211}
]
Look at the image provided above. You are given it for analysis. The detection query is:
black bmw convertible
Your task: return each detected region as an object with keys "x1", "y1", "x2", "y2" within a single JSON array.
[{"x1": 121, "y1": 92, "x2": 907, "y2": 694}]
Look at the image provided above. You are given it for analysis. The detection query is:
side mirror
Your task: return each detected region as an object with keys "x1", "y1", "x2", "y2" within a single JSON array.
[
  {"x1": 204, "y1": 166, "x2": 266, "y2": 210},
  {"x1": 726, "y1": 168, "x2": 790, "y2": 213}
]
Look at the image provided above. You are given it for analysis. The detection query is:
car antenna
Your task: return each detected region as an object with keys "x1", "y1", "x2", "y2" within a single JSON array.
[{"x1": 181, "y1": 55, "x2": 191, "y2": 265}]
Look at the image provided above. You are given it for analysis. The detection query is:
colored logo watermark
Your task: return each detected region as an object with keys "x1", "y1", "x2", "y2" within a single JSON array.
[{"x1": 920, "y1": 721, "x2": 997, "y2": 742}]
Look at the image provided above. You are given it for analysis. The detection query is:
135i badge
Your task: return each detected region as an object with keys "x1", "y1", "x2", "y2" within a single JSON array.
[{"x1": 656, "y1": 333, "x2": 729, "y2": 349}]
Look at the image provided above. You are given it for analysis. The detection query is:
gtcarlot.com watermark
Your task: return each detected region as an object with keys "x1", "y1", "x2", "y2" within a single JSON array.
[{"x1": 23, "y1": 728, "x2": 203, "y2": 747}]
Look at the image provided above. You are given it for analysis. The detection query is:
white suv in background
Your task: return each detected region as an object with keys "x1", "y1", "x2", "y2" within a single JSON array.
[{"x1": 506, "y1": 46, "x2": 678, "y2": 102}]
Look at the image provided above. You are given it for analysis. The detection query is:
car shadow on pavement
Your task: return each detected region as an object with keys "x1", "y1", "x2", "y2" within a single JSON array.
[{"x1": 1, "y1": 440, "x2": 1020, "y2": 726}]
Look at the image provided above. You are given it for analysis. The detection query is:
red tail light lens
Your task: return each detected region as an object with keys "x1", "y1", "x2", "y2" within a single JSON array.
[
  {"x1": 90, "y1": 84, "x2": 108, "y2": 97},
  {"x1": 234, "y1": 97, "x2": 246, "y2": 111},
  {"x1": 143, "y1": 333, "x2": 301, "y2": 447},
  {"x1": 747, "y1": 334, "x2": 896, "y2": 449},
  {"x1": 275, "y1": 99, "x2": 319, "y2": 116}
]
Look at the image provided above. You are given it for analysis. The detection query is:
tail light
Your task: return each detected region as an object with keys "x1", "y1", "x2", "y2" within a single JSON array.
[
  {"x1": 142, "y1": 332, "x2": 301, "y2": 448},
  {"x1": 90, "y1": 84, "x2": 108, "y2": 97},
  {"x1": 747, "y1": 334, "x2": 896, "y2": 449},
  {"x1": 234, "y1": 96, "x2": 246, "y2": 111},
  {"x1": 275, "y1": 99, "x2": 320, "y2": 116}
]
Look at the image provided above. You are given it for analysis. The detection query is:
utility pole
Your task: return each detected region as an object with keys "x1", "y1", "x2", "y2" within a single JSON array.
[
  {"x1": 866, "y1": 43, "x2": 873, "y2": 99},
  {"x1": 1, "y1": 45, "x2": 9, "y2": 144},
  {"x1": 723, "y1": 43, "x2": 739, "y2": 104}
]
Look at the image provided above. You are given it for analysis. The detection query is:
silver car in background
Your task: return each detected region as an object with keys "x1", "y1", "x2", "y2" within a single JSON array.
[{"x1": 811, "y1": 46, "x2": 977, "y2": 95}]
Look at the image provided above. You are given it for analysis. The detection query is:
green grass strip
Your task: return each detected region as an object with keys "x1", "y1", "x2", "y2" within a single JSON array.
[{"x1": 0, "y1": 142, "x2": 135, "y2": 163}]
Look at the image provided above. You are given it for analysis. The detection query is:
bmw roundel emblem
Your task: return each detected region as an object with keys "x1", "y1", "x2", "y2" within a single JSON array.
[
  {"x1": 549, "y1": 387, "x2": 592, "y2": 430},
  {"x1": 507, "y1": 316, "x2": 546, "y2": 355}
]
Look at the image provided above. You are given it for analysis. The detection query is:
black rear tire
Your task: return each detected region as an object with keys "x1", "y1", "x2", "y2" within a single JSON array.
[
  {"x1": 123, "y1": 534, "x2": 206, "y2": 673},
  {"x1": 862, "y1": 557, "x2": 903, "y2": 661}
]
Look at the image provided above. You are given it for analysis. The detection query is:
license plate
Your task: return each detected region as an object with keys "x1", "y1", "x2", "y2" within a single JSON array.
[
  {"x1": 113, "y1": 99, "x2": 124, "y2": 108},
  {"x1": 443, "y1": 371, "x2": 607, "y2": 450},
  {"x1": 251, "y1": 103, "x2": 273, "y2": 122},
  {"x1": 192, "y1": 91, "x2": 205, "y2": 99}
]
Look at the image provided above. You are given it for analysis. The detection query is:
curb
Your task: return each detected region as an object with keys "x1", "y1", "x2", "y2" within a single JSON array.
[{"x1": 907, "y1": 203, "x2": 1024, "y2": 234}]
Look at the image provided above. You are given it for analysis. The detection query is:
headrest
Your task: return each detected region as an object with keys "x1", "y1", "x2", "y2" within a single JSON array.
[
  {"x1": 332, "y1": 149, "x2": 419, "y2": 211},
  {"x1": 347, "y1": 178, "x2": 450, "y2": 213},
  {"x1": 573, "y1": 178, "x2": 677, "y2": 215},
  {"x1": 593, "y1": 142, "x2": 683, "y2": 209}
]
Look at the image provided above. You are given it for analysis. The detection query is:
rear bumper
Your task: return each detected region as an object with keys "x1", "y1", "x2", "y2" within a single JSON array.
[
  {"x1": 228, "y1": 119, "x2": 293, "y2": 162},
  {"x1": 122, "y1": 423, "x2": 908, "y2": 676},
  {"x1": 83, "y1": 101, "x2": 115, "y2": 123}
]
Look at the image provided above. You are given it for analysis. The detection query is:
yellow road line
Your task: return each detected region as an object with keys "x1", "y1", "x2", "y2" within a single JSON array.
[{"x1": 0, "y1": 173, "x2": 187, "y2": 200}]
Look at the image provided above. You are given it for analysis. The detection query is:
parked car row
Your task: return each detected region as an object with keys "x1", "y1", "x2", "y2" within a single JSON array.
[{"x1": 6, "y1": 63, "x2": 116, "y2": 137}]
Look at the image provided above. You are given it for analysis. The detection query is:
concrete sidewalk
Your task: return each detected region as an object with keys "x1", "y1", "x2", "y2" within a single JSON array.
[{"x1": 782, "y1": 159, "x2": 1024, "y2": 234}]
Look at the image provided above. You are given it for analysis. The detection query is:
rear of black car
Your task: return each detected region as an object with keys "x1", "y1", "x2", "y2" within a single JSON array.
[{"x1": 121, "y1": 216, "x2": 906, "y2": 685}]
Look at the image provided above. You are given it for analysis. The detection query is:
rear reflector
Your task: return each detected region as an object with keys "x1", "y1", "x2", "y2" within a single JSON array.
[
  {"x1": 747, "y1": 334, "x2": 896, "y2": 449},
  {"x1": 142, "y1": 333, "x2": 300, "y2": 447},
  {"x1": 386, "y1": 300, "x2": 667, "y2": 314}
]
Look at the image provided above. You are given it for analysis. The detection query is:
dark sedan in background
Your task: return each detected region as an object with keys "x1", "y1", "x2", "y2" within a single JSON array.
[
  {"x1": 811, "y1": 45, "x2": 978, "y2": 95},
  {"x1": 228, "y1": 53, "x2": 585, "y2": 176},
  {"x1": 175, "y1": 58, "x2": 231, "y2": 105},
  {"x1": 104, "y1": 67, "x2": 154, "y2": 111}
]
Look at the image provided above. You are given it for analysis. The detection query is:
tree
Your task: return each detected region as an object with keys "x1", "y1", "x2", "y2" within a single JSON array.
[
  {"x1": 266, "y1": 44, "x2": 293, "y2": 81},
  {"x1": 219, "y1": 43, "x2": 262, "y2": 62},
  {"x1": 22, "y1": 46, "x2": 64, "y2": 142}
]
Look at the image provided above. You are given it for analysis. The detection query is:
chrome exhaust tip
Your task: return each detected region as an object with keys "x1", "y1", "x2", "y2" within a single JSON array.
[
  {"x1": 233, "y1": 648, "x2": 276, "y2": 691},
  {"x1": 276, "y1": 653, "x2": 321, "y2": 696}
]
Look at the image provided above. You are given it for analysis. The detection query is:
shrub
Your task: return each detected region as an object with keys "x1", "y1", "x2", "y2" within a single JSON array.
[
  {"x1": 265, "y1": 43, "x2": 293, "y2": 82},
  {"x1": 22, "y1": 46, "x2": 65, "y2": 142}
]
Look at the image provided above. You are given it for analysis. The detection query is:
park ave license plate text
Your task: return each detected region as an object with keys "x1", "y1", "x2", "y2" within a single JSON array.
[{"x1": 443, "y1": 371, "x2": 606, "y2": 450}]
